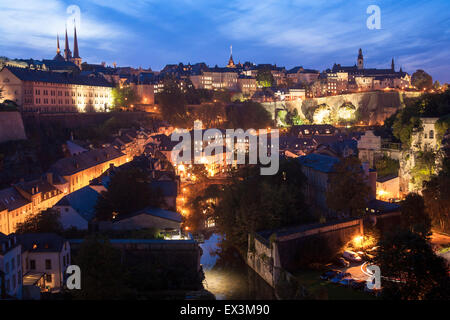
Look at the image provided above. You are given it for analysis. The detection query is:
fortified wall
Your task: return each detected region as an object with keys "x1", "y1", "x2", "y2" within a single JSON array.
[
  {"x1": 247, "y1": 218, "x2": 363, "y2": 288},
  {"x1": 0, "y1": 111, "x2": 27, "y2": 143},
  {"x1": 262, "y1": 91, "x2": 422, "y2": 125}
]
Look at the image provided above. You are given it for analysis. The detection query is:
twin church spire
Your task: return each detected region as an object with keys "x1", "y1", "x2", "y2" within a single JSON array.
[{"x1": 54, "y1": 22, "x2": 81, "y2": 68}]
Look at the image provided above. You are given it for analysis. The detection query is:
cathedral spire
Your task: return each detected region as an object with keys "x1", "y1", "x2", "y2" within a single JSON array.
[
  {"x1": 64, "y1": 25, "x2": 72, "y2": 60},
  {"x1": 56, "y1": 34, "x2": 60, "y2": 54},
  {"x1": 227, "y1": 44, "x2": 236, "y2": 68},
  {"x1": 73, "y1": 20, "x2": 80, "y2": 59},
  {"x1": 391, "y1": 58, "x2": 395, "y2": 71}
]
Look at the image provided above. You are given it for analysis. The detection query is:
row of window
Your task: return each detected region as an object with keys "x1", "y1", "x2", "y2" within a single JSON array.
[{"x1": 34, "y1": 89, "x2": 109, "y2": 98}]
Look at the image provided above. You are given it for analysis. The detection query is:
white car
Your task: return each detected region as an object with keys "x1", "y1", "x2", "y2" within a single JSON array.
[{"x1": 343, "y1": 250, "x2": 362, "y2": 262}]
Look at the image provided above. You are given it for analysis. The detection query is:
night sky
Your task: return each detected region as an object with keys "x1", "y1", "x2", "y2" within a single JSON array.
[{"x1": 1, "y1": 0, "x2": 449, "y2": 82}]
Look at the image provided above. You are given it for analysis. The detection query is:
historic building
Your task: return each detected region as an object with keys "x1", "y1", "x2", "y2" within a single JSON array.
[
  {"x1": 329, "y1": 48, "x2": 411, "y2": 92},
  {"x1": 0, "y1": 66, "x2": 113, "y2": 113}
]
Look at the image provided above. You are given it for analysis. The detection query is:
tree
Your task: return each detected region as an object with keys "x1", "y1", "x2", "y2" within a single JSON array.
[
  {"x1": 375, "y1": 155, "x2": 399, "y2": 178},
  {"x1": 95, "y1": 167, "x2": 163, "y2": 221},
  {"x1": 400, "y1": 193, "x2": 431, "y2": 237},
  {"x1": 16, "y1": 209, "x2": 63, "y2": 234},
  {"x1": 213, "y1": 159, "x2": 314, "y2": 252},
  {"x1": 326, "y1": 156, "x2": 371, "y2": 217},
  {"x1": 256, "y1": 68, "x2": 274, "y2": 88},
  {"x1": 71, "y1": 236, "x2": 134, "y2": 299},
  {"x1": 433, "y1": 80, "x2": 441, "y2": 91},
  {"x1": 411, "y1": 148, "x2": 436, "y2": 189},
  {"x1": 411, "y1": 69, "x2": 432, "y2": 90},
  {"x1": 390, "y1": 89, "x2": 450, "y2": 146},
  {"x1": 373, "y1": 229, "x2": 450, "y2": 300},
  {"x1": 423, "y1": 169, "x2": 450, "y2": 234},
  {"x1": 156, "y1": 78, "x2": 189, "y2": 127},
  {"x1": 111, "y1": 86, "x2": 138, "y2": 110},
  {"x1": 226, "y1": 101, "x2": 273, "y2": 130}
]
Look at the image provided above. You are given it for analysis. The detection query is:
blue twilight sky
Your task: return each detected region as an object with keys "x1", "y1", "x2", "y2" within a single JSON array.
[{"x1": 0, "y1": 0, "x2": 449, "y2": 82}]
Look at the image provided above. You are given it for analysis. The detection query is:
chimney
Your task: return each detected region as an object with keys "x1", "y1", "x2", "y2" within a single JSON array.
[{"x1": 47, "y1": 172, "x2": 53, "y2": 185}]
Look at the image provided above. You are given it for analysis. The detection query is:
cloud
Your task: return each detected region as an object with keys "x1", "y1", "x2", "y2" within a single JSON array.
[{"x1": 0, "y1": 0, "x2": 128, "y2": 56}]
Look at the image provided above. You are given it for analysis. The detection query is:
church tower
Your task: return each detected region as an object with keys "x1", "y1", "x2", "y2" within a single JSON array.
[
  {"x1": 71, "y1": 23, "x2": 82, "y2": 68},
  {"x1": 53, "y1": 34, "x2": 65, "y2": 61},
  {"x1": 357, "y1": 48, "x2": 364, "y2": 70},
  {"x1": 64, "y1": 26, "x2": 72, "y2": 60},
  {"x1": 226, "y1": 45, "x2": 236, "y2": 68},
  {"x1": 391, "y1": 58, "x2": 395, "y2": 71}
]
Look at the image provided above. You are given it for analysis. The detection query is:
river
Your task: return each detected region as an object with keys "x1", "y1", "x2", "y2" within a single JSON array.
[{"x1": 199, "y1": 233, "x2": 276, "y2": 300}]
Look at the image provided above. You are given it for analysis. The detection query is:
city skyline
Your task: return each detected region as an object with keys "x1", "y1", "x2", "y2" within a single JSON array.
[{"x1": 0, "y1": 0, "x2": 449, "y2": 83}]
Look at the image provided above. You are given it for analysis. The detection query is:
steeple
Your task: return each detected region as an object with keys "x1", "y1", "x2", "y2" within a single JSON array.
[
  {"x1": 64, "y1": 26, "x2": 72, "y2": 60},
  {"x1": 73, "y1": 22, "x2": 80, "y2": 59},
  {"x1": 227, "y1": 45, "x2": 236, "y2": 68},
  {"x1": 391, "y1": 58, "x2": 395, "y2": 71},
  {"x1": 357, "y1": 48, "x2": 364, "y2": 70},
  {"x1": 53, "y1": 34, "x2": 65, "y2": 61},
  {"x1": 56, "y1": 34, "x2": 60, "y2": 54}
]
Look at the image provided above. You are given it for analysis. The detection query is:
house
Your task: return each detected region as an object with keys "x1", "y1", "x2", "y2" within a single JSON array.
[
  {"x1": 357, "y1": 130, "x2": 381, "y2": 168},
  {"x1": 49, "y1": 146, "x2": 127, "y2": 193},
  {"x1": 53, "y1": 186, "x2": 100, "y2": 230},
  {"x1": 150, "y1": 180, "x2": 178, "y2": 210},
  {"x1": 376, "y1": 174, "x2": 400, "y2": 201},
  {"x1": 18, "y1": 233, "x2": 70, "y2": 293},
  {"x1": 297, "y1": 153, "x2": 340, "y2": 217},
  {"x1": 0, "y1": 233, "x2": 22, "y2": 299},
  {"x1": 111, "y1": 207, "x2": 182, "y2": 231}
]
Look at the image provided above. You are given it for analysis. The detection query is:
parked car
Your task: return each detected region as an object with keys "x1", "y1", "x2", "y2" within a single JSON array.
[
  {"x1": 343, "y1": 250, "x2": 362, "y2": 262},
  {"x1": 339, "y1": 278, "x2": 355, "y2": 286},
  {"x1": 330, "y1": 272, "x2": 350, "y2": 283},
  {"x1": 320, "y1": 270, "x2": 339, "y2": 280},
  {"x1": 337, "y1": 257, "x2": 350, "y2": 267}
]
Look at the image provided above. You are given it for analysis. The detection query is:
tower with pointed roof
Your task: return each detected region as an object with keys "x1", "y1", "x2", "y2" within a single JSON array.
[
  {"x1": 391, "y1": 58, "x2": 395, "y2": 71},
  {"x1": 71, "y1": 22, "x2": 82, "y2": 68},
  {"x1": 53, "y1": 34, "x2": 65, "y2": 61},
  {"x1": 64, "y1": 26, "x2": 72, "y2": 61},
  {"x1": 226, "y1": 45, "x2": 236, "y2": 68},
  {"x1": 357, "y1": 48, "x2": 364, "y2": 70}
]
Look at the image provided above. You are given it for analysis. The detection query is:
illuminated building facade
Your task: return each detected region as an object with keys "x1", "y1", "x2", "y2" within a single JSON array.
[{"x1": 0, "y1": 66, "x2": 113, "y2": 113}]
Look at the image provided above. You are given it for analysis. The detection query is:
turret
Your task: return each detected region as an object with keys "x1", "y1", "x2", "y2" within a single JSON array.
[{"x1": 357, "y1": 48, "x2": 364, "y2": 70}]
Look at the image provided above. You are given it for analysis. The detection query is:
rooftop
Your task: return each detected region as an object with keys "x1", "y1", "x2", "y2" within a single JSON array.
[
  {"x1": 115, "y1": 207, "x2": 182, "y2": 223},
  {"x1": 296, "y1": 153, "x2": 340, "y2": 173}
]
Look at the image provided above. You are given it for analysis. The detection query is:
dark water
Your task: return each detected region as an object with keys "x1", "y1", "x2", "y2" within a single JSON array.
[{"x1": 200, "y1": 233, "x2": 276, "y2": 300}]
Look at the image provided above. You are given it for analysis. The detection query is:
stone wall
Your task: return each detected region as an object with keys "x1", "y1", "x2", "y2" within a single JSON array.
[
  {"x1": 247, "y1": 218, "x2": 363, "y2": 288},
  {"x1": 264, "y1": 91, "x2": 422, "y2": 125},
  {"x1": 22, "y1": 111, "x2": 157, "y2": 129},
  {"x1": 0, "y1": 111, "x2": 27, "y2": 143}
]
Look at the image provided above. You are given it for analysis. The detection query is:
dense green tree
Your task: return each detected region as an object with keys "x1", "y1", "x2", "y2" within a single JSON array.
[
  {"x1": 399, "y1": 193, "x2": 431, "y2": 237},
  {"x1": 256, "y1": 68, "x2": 274, "y2": 88},
  {"x1": 213, "y1": 159, "x2": 314, "y2": 252},
  {"x1": 375, "y1": 155, "x2": 400, "y2": 178},
  {"x1": 411, "y1": 69, "x2": 433, "y2": 90},
  {"x1": 156, "y1": 78, "x2": 189, "y2": 127},
  {"x1": 16, "y1": 209, "x2": 63, "y2": 234},
  {"x1": 373, "y1": 230, "x2": 450, "y2": 300},
  {"x1": 226, "y1": 101, "x2": 273, "y2": 130},
  {"x1": 411, "y1": 148, "x2": 436, "y2": 189},
  {"x1": 95, "y1": 167, "x2": 163, "y2": 221},
  {"x1": 111, "y1": 86, "x2": 138, "y2": 110},
  {"x1": 423, "y1": 168, "x2": 450, "y2": 233},
  {"x1": 390, "y1": 89, "x2": 450, "y2": 146},
  {"x1": 326, "y1": 156, "x2": 371, "y2": 217},
  {"x1": 71, "y1": 236, "x2": 134, "y2": 299}
]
